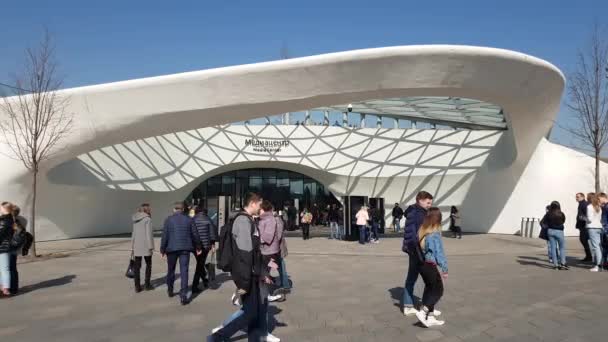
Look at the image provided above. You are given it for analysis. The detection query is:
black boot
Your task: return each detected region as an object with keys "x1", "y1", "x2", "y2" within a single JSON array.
[
  {"x1": 144, "y1": 283, "x2": 153, "y2": 291},
  {"x1": 167, "y1": 288, "x2": 175, "y2": 298},
  {"x1": 180, "y1": 295, "x2": 189, "y2": 305}
]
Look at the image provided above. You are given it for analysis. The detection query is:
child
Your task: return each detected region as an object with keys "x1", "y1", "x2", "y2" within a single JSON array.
[{"x1": 415, "y1": 207, "x2": 448, "y2": 328}]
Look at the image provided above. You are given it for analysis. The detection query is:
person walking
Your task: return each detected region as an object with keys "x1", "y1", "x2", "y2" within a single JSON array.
[
  {"x1": 449, "y1": 206, "x2": 463, "y2": 239},
  {"x1": 0, "y1": 202, "x2": 15, "y2": 297},
  {"x1": 329, "y1": 204, "x2": 340, "y2": 240},
  {"x1": 160, "y1": 202, "x2": 202, "y2": 305},
  {"x1": 575, "y1": 193, "x2": 592, "y2": 262},
  {"x1": 192, "y1": 207, "x2": 218, "y2": 293},
  {"x1": 300, "y1": 208, "x2": 312, "y2": 240},
  {"x1": 586, "y1": 193, "x2": 604, "y2": 272},
  {"x1": 258, "y1": 201, "x2": 285, "y2": 305},
  {"x1": 541, "y1": 201, "x2": 568, "y2": 270},
  {"x1": 8, "y1": 205, "x2": 27, "y2": 295},
  {"x1": 370, "y1": 206, "x2": 382, "y2": 243},
  {"x1": 287, "y1": 203, "x2": 297, "y2": 231},
  {"x1": 131, "y1": 204, "x2": 154, "y2": 293},
  {"x1": 208, "y1": 193, "x2": 277, "y2": 342},
  {"x1": 415, "y1": 207, "x2": 448, "y2": 327},
  {"x1": 356, "y1": 206, "x2": 369, "y2": 245},
  {"x1": 392, "y1": 203, "x2": 404, "y2": 233},
  {"x1": 402, "y1": 191, "x2": 434, "y2": 316},
  {"x1": 599, "y1": 193, "x2": 608, "y2": 268}
]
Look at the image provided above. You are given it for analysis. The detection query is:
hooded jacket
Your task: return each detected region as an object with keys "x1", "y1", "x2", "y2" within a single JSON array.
[
  {"x1": 132, "y1": 212, "x2": 154, "y2": 257},
  {"x1": 402, "y1": 204, "x2": 427, "y2": 254}
]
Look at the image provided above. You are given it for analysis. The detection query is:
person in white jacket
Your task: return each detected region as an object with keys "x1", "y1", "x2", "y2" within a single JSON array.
[{"x1": 586, "y1": 193, "x2": 603, "y2": 272}]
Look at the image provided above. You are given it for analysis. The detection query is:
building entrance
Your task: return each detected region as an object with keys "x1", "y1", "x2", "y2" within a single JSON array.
[{"x1": 186, "y1": 168, "x2": 340, "y2": 213}]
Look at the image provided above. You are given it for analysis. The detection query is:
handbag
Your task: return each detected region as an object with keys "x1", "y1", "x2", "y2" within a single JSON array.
[
  {"x1": 125, "y1": 253, "x2": 135, "y2": 279},
  {"x1": 539, "y1": 227, "x2": 548, "y2": 240}
]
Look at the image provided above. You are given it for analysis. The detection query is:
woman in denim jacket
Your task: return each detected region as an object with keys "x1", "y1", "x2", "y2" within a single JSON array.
[{"x1": 415, "y1": 207, "x2": 448, "y2": 328}]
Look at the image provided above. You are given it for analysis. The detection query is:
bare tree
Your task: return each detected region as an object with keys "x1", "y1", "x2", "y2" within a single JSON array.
[
  {"x1": 0, "y1": 30, "x2": 73, "y2": 256},
  {"x1": 565, "y1": 23, "x2": 608, "y2": 193}
]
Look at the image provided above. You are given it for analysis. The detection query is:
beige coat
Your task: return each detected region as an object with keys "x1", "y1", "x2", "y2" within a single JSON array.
[{"x1": 132, "y1": 212, "x2": 154, "y2": 256}]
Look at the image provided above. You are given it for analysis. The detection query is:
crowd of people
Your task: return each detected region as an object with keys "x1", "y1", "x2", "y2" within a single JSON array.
[{"x1": 541, "y1": 192, "x2": 608, "y2": 272}]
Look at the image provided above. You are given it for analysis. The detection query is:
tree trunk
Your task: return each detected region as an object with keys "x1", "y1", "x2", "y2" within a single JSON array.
[
  {"x1": 30, "y1": 170, "x2": 37, "y2": 257},
  {"x1": 595, "y1": 149, "x2": 601, "y2": 193}
]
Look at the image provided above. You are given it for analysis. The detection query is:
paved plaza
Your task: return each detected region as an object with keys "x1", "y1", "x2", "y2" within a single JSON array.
[{"x1": 2, "y1": 233, "x2": 608, "y2": 342}]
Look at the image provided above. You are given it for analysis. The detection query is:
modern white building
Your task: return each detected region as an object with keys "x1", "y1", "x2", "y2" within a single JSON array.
[{"x1": 1, "y1": 45, "x2": 603, "y2": 240}]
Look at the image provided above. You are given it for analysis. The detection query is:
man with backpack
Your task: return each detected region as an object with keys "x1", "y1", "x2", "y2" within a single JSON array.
[
  {"x1": 209, "y1": 192, "x2": 275, "y2": 342},
  {"x1": 402, "y1": 191, "x2": 434, "y2": 316}
]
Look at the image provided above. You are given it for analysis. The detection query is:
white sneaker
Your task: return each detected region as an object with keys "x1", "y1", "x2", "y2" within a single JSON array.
[
  {"x1": 415, "y1": 310, "x2": 429, "y2": 327},
  {"x1": 403, "y1": 307, "x2": 418, "y2": 316},
  {"x1": 263, "y1": 333, "x2": 281, "y2": 342},
  {"x1": 590, "y1": 266, "x2": 601, "y2": 272},
  {"x1": 372, "y1": 239, "x2": 380, "y2": 244},
  {"x1": 426, "y1": 315, "x2": 445, "y2": 327},
  {"x1": 433, "y1": 309, "x2": 442, "y2": 316},
  {"x1": 268, "y1": 294, "x2": 283, "y2": 302},
  {"x1": 231, "y1": 293, "x2": 241, "y2": 306},
  {"x1": 211, "y1": 325, "x2": 223, "y2": 334}
]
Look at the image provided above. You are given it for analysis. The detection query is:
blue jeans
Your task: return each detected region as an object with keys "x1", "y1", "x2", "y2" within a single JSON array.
[
  {"x1": 277, "y1": 257, "x2": 290, "y2": 289},
  {"x1": 0, "y1": 253, "x2": 9, "y2": 289},
  {"x1": 402, "y1": 253, "x2": 421, "y2": 307},
  {"x1": 166, "y1": 251, "x2": 190, "y2": 297},
  {"x1": 371, "y1": 222, "x2": 380, "y2": 241},
  {"x1": 394, "y1": 218, "x2": 401, "y2": 233},
  {"x1": 548, "y1": 229, "x2": 566, "y2": 267},
  {"x1": 214, "y1": 282, "x2": 264, "y2": 341},
  {"x1": 358, "y1": 225, "x2": 367, "y2": 244},
  {"x1": 588, "y1": 228, "x2": 603, "y2": 266},
  {"x1": 330, "y1": 222, "x2": 340, "y2": 239}
]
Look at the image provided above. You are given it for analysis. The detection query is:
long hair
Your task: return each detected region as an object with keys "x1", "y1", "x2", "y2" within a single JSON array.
[
  {"x1": 588, "y1": 193, "x2": 601, "y2": 213},
  {"x1": 419, "y1": 207, "x2": 442, "y2": 248}
]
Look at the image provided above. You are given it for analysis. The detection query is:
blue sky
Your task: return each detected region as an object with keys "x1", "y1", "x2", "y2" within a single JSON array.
[{"x1": 1, "y1": 0, "x2": 606, "y2": 150}]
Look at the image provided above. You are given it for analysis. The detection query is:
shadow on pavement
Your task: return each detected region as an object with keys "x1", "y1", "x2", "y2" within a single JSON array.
[
  {"x1": 516, "y1": 255, "x2": 592, "y2": 270},
  {"x1": 19, "y1": 274, "x2": 77, "y2": 295},
  {"x1": 388, "y1": 287, "x2": 420, "y2": 311}
]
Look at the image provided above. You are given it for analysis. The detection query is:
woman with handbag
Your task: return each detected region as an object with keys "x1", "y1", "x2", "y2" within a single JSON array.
[
  {"x1": 0, "y1": 202, "x2": 16, "y2": 297},
  {"x1": 542, "y1": 201, "x2": 568, "y2": 270},
  {"x1": 131, "y1": 204, "x2": 154, "y2": 292}
]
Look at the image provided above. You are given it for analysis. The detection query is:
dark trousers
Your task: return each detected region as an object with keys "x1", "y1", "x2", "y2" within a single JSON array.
[
  {"x1": 302, "y1": 224, "x2": 310, "y2": 240},
  {"x1": 166, "y1": 251, "x2": 190, "y2": 297},
  {"x1": 192, "y1": 248, "x2": 210, "y2": 290},
  {"x1": 9, "y1": 253, "x2": 18, "y2": 294},
  {"x1": 419, "y1": 263, "x2": 444, "y2": 312},
  {"x1": 213, "y1": 281, "x2": 264, "y2": 341},
  {"x1": 579, "y1": 228, "x2": 592, "y2": 259},
  {"x1": 133, "y1": 256, "x2": 152, "y2": 288},
  {"x1": 371, "y1": 222, "x2": 380, "y2": 240},
  {"x1": 451, "y1": 226, "x2": 462, "y2": 238},
  {"x1": 358, "y1": 225, "x2": 367, "y2": 244}
]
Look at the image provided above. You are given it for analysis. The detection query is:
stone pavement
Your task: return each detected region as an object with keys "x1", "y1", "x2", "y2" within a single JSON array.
[{"x1": 2, "y1": 234, "x2": 608, "y2": 342}]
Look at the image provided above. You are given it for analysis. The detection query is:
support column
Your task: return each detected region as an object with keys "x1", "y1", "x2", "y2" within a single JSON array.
[
  {"x1": 343, "y1": 112, "x2": 348, "y2": 127},
  {"x1": 305, "y1": 111, "x2": 311, "y2": 125},
  {"x1": 411, "y1": 121, "x2": 416, "y2": 129},
  {"x1": 324, "y1": 111, "x2": 329, "y2": 126},
  {"x1": 394, "y1": 118, "x2": 399, "y2": 129},
  {"x1": 377, "y1": 116, "x2": 382, "y2": 128},
  {"x1": 360, "y1": 113, "x2": 366, "y2": 128}
]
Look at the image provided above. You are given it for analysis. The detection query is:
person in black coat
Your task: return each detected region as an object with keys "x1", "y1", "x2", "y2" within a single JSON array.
[
  {"x1": 191, "y1": 207, "x2": 218, "y2": 292},
  {"x1": 575, "y1": 192, "x2": 592, "y2": 262},
  {"x1": 0, "y1": 202, "x2": 15, "y2": 297},
  {"x1": 392, "y1": 203, "x2": 404, "y2": 233},
  {"x1": 160, "y1": 202, "x2": 202, "y2": 305}
]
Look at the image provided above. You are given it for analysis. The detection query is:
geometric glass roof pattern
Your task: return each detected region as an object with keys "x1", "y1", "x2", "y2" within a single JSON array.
[{"x1": 314, "y1": 97, "x2": 506, "y2": 130}]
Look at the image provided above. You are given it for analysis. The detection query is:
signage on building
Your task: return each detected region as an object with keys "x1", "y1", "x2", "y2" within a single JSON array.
[{"x1": 245, "y1": 139, "x2": 290, "y2": 153}]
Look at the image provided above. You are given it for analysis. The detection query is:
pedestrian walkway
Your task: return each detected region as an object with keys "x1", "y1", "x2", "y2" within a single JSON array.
[{"x1": 2, "y1": 235, "x2": 607, "y2": 341}]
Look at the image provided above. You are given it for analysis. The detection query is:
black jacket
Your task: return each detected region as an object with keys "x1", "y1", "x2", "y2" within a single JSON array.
[
  {"x1": 0, "y1": 214, "x2": 14, "y2": 254},
  {"x1": 576, "y1": 200, "x2": 588, "y2": 229},
  {"x1": 230, "y1": 214, "x2": 265, "y2": 292},
  {"x1": 328, "y1": 208, "x2": 340, "y2": 222},
  {"x1": 392, "y1": 206, "x2": 404, "y2": 218},
  {"x1": 192, "y1": 213, "x2": 217, "y2": 250},
  {"x1": 541, "y1": 211, "x2": 566, "y2": 230}
]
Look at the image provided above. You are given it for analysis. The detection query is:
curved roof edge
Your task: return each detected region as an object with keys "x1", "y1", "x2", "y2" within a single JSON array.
[{"x1": 62, "y1": 45, "x2": 565, "y2": 95}]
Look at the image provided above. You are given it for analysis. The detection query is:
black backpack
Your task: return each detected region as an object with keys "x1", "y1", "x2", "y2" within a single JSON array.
[
  {"x1": 216, "y1": 212, "x2": 250, "y2": 272},
  {"x1": 21, "y1": 231, "x2": 34, "y2": 256}
]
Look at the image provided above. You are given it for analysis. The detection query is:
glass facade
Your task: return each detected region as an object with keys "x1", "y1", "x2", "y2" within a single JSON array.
[{"x1": 187, "y1": 168, "x2": 337, "y2": 211}]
